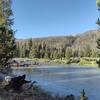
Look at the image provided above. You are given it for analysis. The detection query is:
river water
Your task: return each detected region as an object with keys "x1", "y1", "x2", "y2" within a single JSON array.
[{"x1": 12, "y1": 64, "x2": 100, "y2": 100}]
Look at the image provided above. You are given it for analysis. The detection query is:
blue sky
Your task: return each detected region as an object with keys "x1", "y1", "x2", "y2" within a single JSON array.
[{"x1": 12, "y1": 0, "x2": 98, "y2": 39}]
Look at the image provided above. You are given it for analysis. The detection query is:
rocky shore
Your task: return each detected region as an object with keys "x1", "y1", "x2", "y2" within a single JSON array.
[{"x1": 0, "y1": 83, "x2": 76, "y2": 100}]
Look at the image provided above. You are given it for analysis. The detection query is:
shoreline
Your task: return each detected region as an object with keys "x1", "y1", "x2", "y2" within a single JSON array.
[
  {"x1": 10, "y1": 57, "x2": 99, "y2": 69},
  {"x1": 11, "y1": 63, "x2": 98, "y2": 70}
]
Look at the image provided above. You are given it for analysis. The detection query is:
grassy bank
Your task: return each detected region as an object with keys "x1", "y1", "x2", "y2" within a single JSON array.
[{"x1": 13, "y1": 57, "x2": 99, "y2": 67}]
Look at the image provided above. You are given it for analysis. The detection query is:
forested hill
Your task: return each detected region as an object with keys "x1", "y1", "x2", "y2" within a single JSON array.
[
  {"x1": 15, "y1": 30, "x2": 100, "y2": 58},
  {"x1": 16, "y1": 36, "x2": 76, "y2": 48},
  {"x1": 73, "y1": 30, "x2": 100, "y2": 49}
]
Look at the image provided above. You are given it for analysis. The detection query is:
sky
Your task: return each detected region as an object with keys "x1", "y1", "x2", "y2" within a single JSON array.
[{"x1": 12, "y1": 0, "x2": 98, "y2": 39}]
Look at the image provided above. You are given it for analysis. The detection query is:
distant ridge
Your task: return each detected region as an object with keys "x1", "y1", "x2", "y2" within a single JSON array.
[
  {"x1": 72, "y1": 30, "x2": 100, "y2": 49},
  {"x1": 16, "y1": 30, "x2": 100, "y2": 50}
]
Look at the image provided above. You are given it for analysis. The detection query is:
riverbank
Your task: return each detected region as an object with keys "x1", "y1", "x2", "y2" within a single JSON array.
[
  {"x1": 11, "y1": 57, "x2": 99, "y2": 68},
  {"x1": 0, "y1": 82, "x2": 77, "y2": 100}
]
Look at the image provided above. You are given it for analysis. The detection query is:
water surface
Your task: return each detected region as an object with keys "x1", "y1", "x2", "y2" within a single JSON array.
[{"x1": 13, "y1": 65, "x2": 100, "y2": 100}]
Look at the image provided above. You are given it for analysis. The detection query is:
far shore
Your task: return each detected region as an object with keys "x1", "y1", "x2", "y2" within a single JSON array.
[
  {"x1": 11, "y1": 64, "x2": 98, "y2": 70},
  {"x1": 10, "y1": 57, "x2": 99, "y2": 69}
]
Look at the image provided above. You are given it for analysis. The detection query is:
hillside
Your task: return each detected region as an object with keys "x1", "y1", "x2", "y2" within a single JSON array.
[
  {"x1": 16, "y1": 30, "x2": 100, "y2": 58},
  {"x1": 17, "y1": 36, "x2": 76, "y2": 48},
  {"x1": 73, "y1": 30, "x2": 100, "y2": 49},
  {"x1": 17, "y1": 30, "x2": 100, "y2": 49}
]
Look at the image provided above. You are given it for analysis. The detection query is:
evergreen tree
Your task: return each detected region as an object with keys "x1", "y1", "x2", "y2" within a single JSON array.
[
  {"x1": 0, "y1": 0, "x2": 13, "y2": 26},
  {"x1": 15, "y1": 42, "x2": 20, "y2": 57},
  {"x1": 72, "y1": 49, "x2": 78, "y2": 57},
  {"x1": 84, "y1": 45, "x2": 92, "y2": 57},
  {"x1": 97, "y1": 37, "x2": 100, "y2": 49},
  {"x1": 28, "y1": 38, "x2": 32, "y2": 50},
  {"x1": 61, "y1": 48, "x2": 66, "y2": 58},
  {"x1": 0, "y1": 0, "x2": 5, "y2": 25},
  {"x1": 44, "y1": 47, "x2": 50, "y2": 59},
  {"x1": 96, "y1": 3, "x2": 100, "y2": 67},
  {"x1": 65, "y1": 47, "x2": 72, "y2": 59},
  {"x1": 0, "y1": 27, "x2": 16, "y2": 68},
  {"x1": 0, "y1": 0, "x2": 16, "y2": 69},
  {"x1": 29, "y1": 45, "x2": 39, "y2": 58}
]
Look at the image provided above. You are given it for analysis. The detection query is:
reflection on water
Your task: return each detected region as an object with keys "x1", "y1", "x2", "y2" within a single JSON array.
[{"x1": 13, "y1": 65, "x2": 100, "y2": 100}]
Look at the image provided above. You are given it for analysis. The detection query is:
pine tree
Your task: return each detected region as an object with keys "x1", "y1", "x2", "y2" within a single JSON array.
[
  {"x1": 84, "y1": 45, "x2": 92, "y2": 57},
  {"x1": 96, "y1": 37, "x2": 100, "y2": 68},
  {"x1": 0, "y1": 27, "x2": 16, "y2": 68},
  {"x1": 29, "y1": 45, "x2": 39, "y2": 58},
  {"x1": 96, "y1": 18, "x2": 100, "y2": 27},
  {"x1": 0, "y1": 0, "x2": 16, "y2": 69},
  {"x1": 0, "y1": 0, "x2": 13, "y2": 26},
  {"x1": 28, "y1": 38, "x2": 32, "y2": 50},
  {"x1": 65, "y1": 47, "x2": 72, "y2": 59},
  {"x1": 97, "y1": 37, "x2": 100, "y2": 49},
  {"x1": 96, "y1": 2, "x2": 100, "y2": 67}
]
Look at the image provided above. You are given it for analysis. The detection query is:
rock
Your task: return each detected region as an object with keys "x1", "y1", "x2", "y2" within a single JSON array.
[
  {"x1": 4, "y1": 74, "x2": 31, "y2": 91},
  {"x1": 5, "y1": 76, "x2": 12, "y2": 83}
]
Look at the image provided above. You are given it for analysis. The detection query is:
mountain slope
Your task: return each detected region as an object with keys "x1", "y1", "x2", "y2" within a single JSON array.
[
  {"x1": 72, "y1": 30, "x2": 100, "y2": 50},
  {"x1": 17, "y1": 30, "x2": 100, "y2": 49},
  {"x1": 16, "y1": 30, "x2": 100, "y2": 58}
]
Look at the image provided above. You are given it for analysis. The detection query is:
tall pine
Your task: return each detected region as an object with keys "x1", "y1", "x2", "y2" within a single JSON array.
[
  {"x1": 0, "y1": 0, "x2": 16, "y2": 69},
  {"x1": 96, "y1": 2, "x2": 100, "y2": 67}
]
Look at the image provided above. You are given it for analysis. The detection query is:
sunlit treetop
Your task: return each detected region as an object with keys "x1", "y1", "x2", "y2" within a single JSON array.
[
  {"x1": 96, "y1": 0, "x2": 100, "y2": 8},
  {"x1": 0, "y1": 0, "x2": 12, "y2": 27}
]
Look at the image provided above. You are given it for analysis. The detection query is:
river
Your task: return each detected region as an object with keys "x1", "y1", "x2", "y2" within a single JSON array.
[{"x1": 12, "y1": 64, "x2": 100, "y2": 100}]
